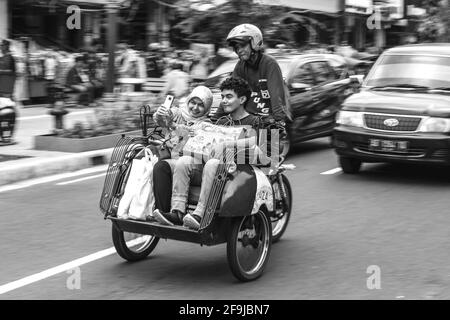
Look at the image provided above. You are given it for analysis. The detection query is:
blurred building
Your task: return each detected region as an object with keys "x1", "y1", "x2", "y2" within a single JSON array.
[
  {"x1": 0, "y1": 0, "x2": 10, "y2": 40},
  {"x1": 0, "y1": 0, "x2": 433, "y2": 53},
  {"x1": 258, "y1": 0, "x2": 427, "y2": 50},
  {"x1": 1, "y1": 0, "x2": 174, "y2": 51}
]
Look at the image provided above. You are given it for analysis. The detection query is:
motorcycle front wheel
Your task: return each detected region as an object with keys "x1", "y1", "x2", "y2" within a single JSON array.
[{"x1": 271, "y1": 174, "x2": 292, "y2": 243}]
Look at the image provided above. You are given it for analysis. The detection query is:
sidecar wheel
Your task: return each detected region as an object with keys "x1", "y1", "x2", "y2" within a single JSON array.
[
  {"x1": 112, "y1": 224, "x2": 159, "y2": 262},
  {"x1": 227, "y1": 211, "x2": 272, "y2": 282},
  {"x1": 271, "y1": 174, "x2": 292, "y2": 243}
]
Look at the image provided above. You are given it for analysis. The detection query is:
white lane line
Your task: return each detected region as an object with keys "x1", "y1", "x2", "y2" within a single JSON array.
[
  {"x1": 56, "y1": 172, "x2": 106, "y2": 185},
  {"x1": 0, "y1": 165, "x2": 108, "y2": 193},
  {"x1": 18, "y1": 110, "x2": 93, "y2": 121},
  {"x1": 0, "y1": 237, "x2": 147, "y2": 295},
  {"x1": 320, "y1": 167, "x2": 342, "y2": 175}
]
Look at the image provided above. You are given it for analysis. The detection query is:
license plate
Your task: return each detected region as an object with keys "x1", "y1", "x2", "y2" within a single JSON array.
[{"x1": 369, "y1": 139, "x2": 408, "y2": 152}]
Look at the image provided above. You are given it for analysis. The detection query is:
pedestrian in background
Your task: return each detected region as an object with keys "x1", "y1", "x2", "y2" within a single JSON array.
[
  {"x1": 65, "y1": 55, "x2": 95, "y2": 107},
  {"x1": 160, "y1": 60, "x2": 190, "y2": 100},
  {"x1": 190, "y1": 48, "x2": 209, "y2": 83},
  {"x1": 0, "y1": 39, "x2": 17, "y2": 98},
  {"x1": 86, "y1": 50, "x2": 105, "y2": 101}
]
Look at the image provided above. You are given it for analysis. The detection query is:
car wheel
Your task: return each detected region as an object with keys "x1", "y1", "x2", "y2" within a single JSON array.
[{"x1": 339, "y1": 156, "x2": 362, "y2": 174}]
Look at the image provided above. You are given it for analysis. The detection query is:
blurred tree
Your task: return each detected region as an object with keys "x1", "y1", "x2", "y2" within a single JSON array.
[
  {"x1": 416, "y1": 0, "x2": 449, "y2": 42},
  {"x1": 171, "y1": 0, "x2": 289, "y2": 50}
]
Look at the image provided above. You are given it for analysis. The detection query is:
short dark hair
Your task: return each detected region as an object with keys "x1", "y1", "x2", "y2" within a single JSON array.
[{"x1": 220, "y1": 76, "x2": 251, "y2": 102}]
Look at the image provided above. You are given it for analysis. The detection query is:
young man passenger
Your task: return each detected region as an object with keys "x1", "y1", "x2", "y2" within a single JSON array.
[{"x1": 153, "y1": 77, "x2": 261, "y2": 229}]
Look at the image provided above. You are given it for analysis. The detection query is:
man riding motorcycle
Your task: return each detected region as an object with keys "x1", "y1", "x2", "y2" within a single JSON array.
[{"x1": 213, "y1": 23, "x2": 291, "y2": 124}]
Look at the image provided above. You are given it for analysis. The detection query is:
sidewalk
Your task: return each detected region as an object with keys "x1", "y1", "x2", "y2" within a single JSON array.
[
  {"x1": 0, "y1": 90, "x2": 155, "y2": 187},
  {"x1": 0, "y1": 104, "x2": 113, "y2": 187}
]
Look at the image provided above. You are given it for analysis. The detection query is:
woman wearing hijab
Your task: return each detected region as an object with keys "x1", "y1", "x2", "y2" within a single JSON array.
[{"x1": 151, "y1": 86, "x2": 213, "y2": 219}]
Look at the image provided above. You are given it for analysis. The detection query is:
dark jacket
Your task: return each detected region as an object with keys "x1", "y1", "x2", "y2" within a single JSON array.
[
  {"x1": 0, "y1": 53, "x2": 17, "y2": 95},
  {"x1": 213, "y1": 52, "x2": 289, "y2": 122},
  {"x1": 66, "y1": 66, "x2": 84, "y2": 86},
  {"x1": 0, "y1": 53, "x2": 16, "y2": 75}
]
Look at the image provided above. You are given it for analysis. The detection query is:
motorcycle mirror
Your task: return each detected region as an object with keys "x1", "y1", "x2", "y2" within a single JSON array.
[
  {"x1": 290, "y1": 83, "x2": 311, "y2": 91},
  {"x1": 349, "y1": 74, "x2": 364, "y2": 85}
]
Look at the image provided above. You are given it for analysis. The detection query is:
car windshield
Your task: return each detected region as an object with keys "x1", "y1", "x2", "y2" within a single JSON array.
[
  {"x1": 205, "y1": 58, "x2": 292, "y2": 87},
  {"x1": 365, "y1": 54, "x2": 450, "y2": 89},
  {"x1": 207, "y1": 60, "x2": 237, "y2": 78}
]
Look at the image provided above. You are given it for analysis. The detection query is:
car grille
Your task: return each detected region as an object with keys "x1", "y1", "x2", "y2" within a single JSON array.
[
  {"x1": 431, "y1": 149, "x2": 449, "y2": 159},
  {"x1": 364, "y1": 114, "x2": 422, "y2": 132},
  {"x1": 353, "y1": 142, "x2": 426, "y2": 157}
]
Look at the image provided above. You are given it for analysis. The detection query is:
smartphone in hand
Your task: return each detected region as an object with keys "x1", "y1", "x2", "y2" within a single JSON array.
[
  {"x1": 163, "y1": 95, "x2": 174, "y2": 109},
  {"x1": 163, "y1": 95, "x2": 175, "y2": 127}
]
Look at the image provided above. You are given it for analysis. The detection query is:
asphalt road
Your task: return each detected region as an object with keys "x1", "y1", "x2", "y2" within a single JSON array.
[{"x1": 1, "y1": 138, "x2": 450, "y2": 300}]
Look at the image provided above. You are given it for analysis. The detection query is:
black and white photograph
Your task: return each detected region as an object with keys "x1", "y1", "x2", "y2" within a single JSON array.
[{"x1": 0, "y1": 0, "x2": 449, "y2": 305}]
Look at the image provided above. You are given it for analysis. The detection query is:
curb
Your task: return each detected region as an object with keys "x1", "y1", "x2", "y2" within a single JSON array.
[{"x1": 0, "y1": 148, "x2": 114, "y2": 186}]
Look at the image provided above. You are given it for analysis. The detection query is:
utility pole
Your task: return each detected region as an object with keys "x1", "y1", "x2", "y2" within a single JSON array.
[
  {"x1": 336, "y1": 0, "x2": 346, "y2": 46},
  {"x1": 105, "y1": 2, "x2": 119, "y2": 94}
]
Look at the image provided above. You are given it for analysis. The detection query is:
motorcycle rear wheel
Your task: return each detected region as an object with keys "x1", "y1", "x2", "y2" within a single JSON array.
[{"x1": 227, "y1": 211, "x2": 272, "y2": 282}]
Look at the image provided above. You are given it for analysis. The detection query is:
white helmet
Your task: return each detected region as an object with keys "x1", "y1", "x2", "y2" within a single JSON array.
[{"x1": 226, "y1": 24, "x2": 263, "y2": 51}]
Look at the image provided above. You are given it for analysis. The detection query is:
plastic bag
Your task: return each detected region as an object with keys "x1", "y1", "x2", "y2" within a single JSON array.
[{"x1": 117, "y1": 148, "x2": 158, "y2": 220}]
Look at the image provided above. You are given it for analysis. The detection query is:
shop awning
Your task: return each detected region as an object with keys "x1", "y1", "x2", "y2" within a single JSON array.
[
  {"x1": 257, "y1": 0, "x2": 346, "y2": 13},
  {"x1": 60, "y1": 0, "x2": 128, "y2": 7}
]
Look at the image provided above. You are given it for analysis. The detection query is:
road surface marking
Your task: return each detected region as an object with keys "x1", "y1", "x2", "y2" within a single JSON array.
[
  {"x1": 0, "y1": 165, "x2": 108, "y2": 193},
  {"x1": 56, "y1": 172, "x2": 106, "y2": 185},
  {"x1": 0, "y1": 237, "x2": 147, "y2": 295},
  {"x1": 18, "y1": 110, "x2": 93, "y2": 121},
  {"x1": 320, "y1": 168, "x2": 342, "y2": 175}
]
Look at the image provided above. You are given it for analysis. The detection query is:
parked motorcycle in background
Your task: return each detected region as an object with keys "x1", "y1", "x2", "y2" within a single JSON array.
[{"x1": 0, "y1": 74, "x2": 17, "y2": 146}]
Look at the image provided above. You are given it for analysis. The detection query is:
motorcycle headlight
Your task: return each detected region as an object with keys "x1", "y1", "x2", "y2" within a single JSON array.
[
  {"x1": 418, "y1": 117, "x2": 450, "y2": 133},
  {"x1": 227, "y1": 161, "x2": 237, "y2": 174},
  {"x1": 336, "y1": 111, "x2": 364, "y2": 127}
]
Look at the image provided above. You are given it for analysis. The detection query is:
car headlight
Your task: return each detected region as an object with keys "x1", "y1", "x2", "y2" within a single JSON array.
[
  {"x1": 336, "y1": 110, "x2": 364, "y2": 127},
  {"x1": 418, "y1": 117, "x2": 450, "y2": 133}
]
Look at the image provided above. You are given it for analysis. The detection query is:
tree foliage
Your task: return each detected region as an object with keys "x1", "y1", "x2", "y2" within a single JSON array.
[
  {"x1": 417, "y1": 0, "x2": 450, "y2": 42},
  {"x1": 171, "y1": 0, "x2": 289, "y2": 49}
]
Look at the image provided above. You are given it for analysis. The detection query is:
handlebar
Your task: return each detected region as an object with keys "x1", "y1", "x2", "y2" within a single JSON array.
[
  {"x1": 147, "y1": 139, "x2": 163, "y2": 146},
  {"x1": 252, "y1": 116, "x2": 287, "y2": 137}
]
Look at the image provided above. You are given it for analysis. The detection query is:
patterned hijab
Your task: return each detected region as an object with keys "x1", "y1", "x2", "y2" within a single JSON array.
[{"x1": 179, "y1": 85, "x2": 213, "y2": 124}]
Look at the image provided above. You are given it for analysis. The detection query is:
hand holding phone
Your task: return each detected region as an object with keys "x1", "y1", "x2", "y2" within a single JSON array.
[
  {"x1": 156, "y1": 95, "x2": 174, "y2": 117},
  {"x1": 163, "y1": 95, "x2": 175, "y2": 128},
  {"x1": 163, "y1": 95, "x2": 174, "y2": 109}
]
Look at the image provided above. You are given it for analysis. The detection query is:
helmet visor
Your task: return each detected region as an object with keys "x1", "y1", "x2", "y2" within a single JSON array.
[{"x1": 227, "y1": 37, "x2": 250, "y2": 48}]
